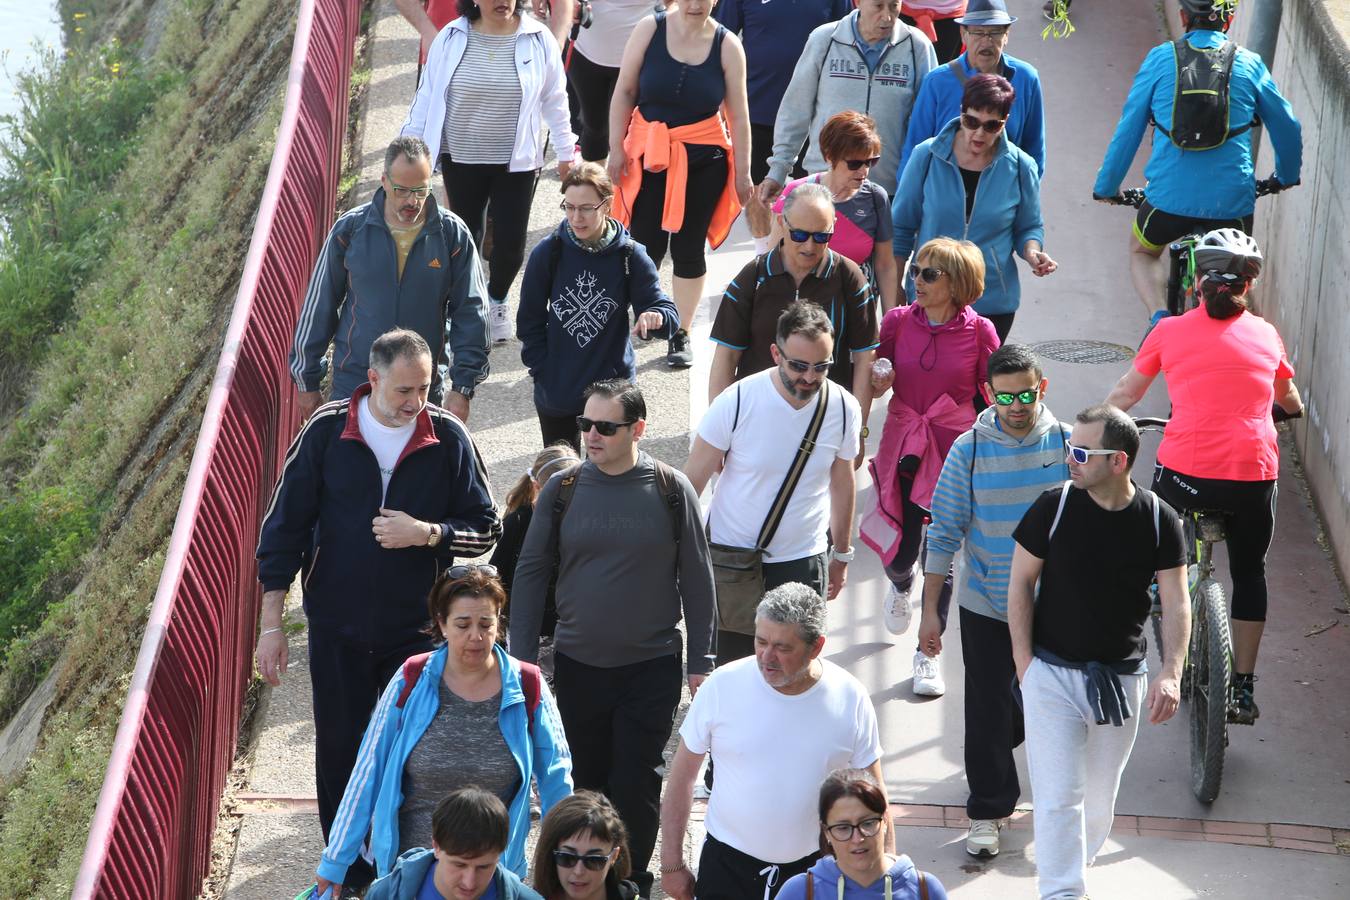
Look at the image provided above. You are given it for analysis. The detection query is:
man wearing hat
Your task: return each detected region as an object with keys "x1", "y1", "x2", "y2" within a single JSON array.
[{"x1": 896, "y1": 0, "x2": 1045, "y2": 180}]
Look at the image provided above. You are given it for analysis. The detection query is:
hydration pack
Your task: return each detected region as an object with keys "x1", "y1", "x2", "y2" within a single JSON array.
[{"x1": 1154, "y1": 37, "x2": 1256, "y2": 151}]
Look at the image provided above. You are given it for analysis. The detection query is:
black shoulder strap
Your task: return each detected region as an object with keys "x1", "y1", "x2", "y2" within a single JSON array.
[
  {"x1": 755, "y1": 381, "x2": 831, "y2": 551},
  {"x1": 652, "y1": 459, "x2": 684, "y2": 546},
  {"x1": 549, "y1": 463, "x2": 583, "y2": 584}
]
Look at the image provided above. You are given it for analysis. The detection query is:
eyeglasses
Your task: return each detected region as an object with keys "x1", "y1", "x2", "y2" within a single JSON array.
[
  {"x1": 560, "y1": 200, "x2": 607, "y2": 215},
  {"x1": 908, "y1": 264, "x2": 946, "y2": 284},
  {"x1": 552, "y1": 849, "x2": 615, "y2": 871},
  {"x1": 960, "y1": 113, "x2": 1007, "y2": 134},
  {"x1": 964, "y1": 28, "x2": 1008, "y2": 41},
  {"x1": 785, "y1": 224, "x2": 834, "y2": 245},
  {"x1": 576, "y1": 416, "x2": 636, "y2": 436},
  {"x1": 844, "y1": 156, "x2": 880, "y2": 171},
  {"x1": 992, "y1": 389, "x2": 1039, "y2": 406},
  {"x1": 388, "y1": 181, "x2": 432, "y2": 200},
  {"x1": 1065, "y1": 441, "x2": 1120, "y2": 465},
  {"x1": 824, "y1": 816, "x2": 885, "y2": 842},
  {"x1": 444, "y1": 563, "x2": 499, "y2": 580},
  {"x1": 776, "y1": 344, "x2": 833, "y2": 374}
]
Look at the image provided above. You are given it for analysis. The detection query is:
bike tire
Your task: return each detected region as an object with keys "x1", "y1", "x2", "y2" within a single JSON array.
[{"x1": 1189, "y1": 580, "x2": 1232, "y2": 802}]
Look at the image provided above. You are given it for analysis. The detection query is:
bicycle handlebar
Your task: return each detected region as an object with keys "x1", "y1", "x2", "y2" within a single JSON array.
[{"x1": 1098, "y1": 176, "x2": 1298, "y2": 210}]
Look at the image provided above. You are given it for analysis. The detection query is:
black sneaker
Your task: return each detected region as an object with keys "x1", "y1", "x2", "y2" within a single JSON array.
[
  {"x1": 1229, "y1": 674, "x2": 1260, "y2": 725},
  {"x1": 667, "y1": 328, "x2": 693, "y2": 368}
]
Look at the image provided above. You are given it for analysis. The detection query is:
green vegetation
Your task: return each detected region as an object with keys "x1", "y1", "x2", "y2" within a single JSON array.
[{"x1": 0, "y1": 0, "x2": 301, "y2": 893}]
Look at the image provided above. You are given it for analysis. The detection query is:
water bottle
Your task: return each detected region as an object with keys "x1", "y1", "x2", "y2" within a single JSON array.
[{"x1": 872, "y1": 358, "x2": 892, "y2": 379}]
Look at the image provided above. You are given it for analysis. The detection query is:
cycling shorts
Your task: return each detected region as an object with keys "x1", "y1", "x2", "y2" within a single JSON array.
[{"x1": 1132, "y1": 200, "x2": 1254, "y2": 252}]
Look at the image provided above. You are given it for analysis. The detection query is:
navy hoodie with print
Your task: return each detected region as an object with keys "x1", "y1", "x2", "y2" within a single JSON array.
[{"x1": 517, "y1": 220, "x2": 679, "y2": 416}]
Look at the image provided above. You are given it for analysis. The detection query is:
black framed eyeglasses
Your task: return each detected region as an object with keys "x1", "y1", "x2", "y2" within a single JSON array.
[
  {"x1": 444, "y1": 563, "x2": 499, "y2": 580},
  {"x1": 992, "y1": 389, "x2": 1039, "y2": 406},
  {"x1": 960, "y1": 113, "x2": 1007, "y2": 134},
  {"x1": 908, "y1": 264, "x2": 946, "y2": 284},
  {"x1": 1065, "y1": 441, "x2": 1120, "y2": 465},
  {"x1": 388, "y1": 181, "x2": 432, "y2": 200},
  {"x1": 776, "y1": 343, "x2": 833, "y2": 374},
  {"x1": 576, "y1": 416, "x2": 635, "y2": 436},
  {"x1": 824, "y1": 816, "x2": 884, "y2": 842},
  {"x1": 552, "y1": 848, "x2": 615, "y2": 871},
  {"x1": 845, "y1": 156, "x2": 880, "y2": 171},
  {"x1": 559, "y1": 200, "x2": 607, "y2": 215}
]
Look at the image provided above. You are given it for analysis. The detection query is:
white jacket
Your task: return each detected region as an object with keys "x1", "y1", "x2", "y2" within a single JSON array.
[{"x1": 402, "y1": 14, "x2": 576, "y2": 173}]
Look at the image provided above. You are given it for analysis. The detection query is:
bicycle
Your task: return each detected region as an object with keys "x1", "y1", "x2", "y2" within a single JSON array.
[
  {"x1": 1134, "y1": 416, "x2": 1233, "y2": 802},
  {"x1": 1101, "y1": 177, "x2": 1295, "y2": 318}
]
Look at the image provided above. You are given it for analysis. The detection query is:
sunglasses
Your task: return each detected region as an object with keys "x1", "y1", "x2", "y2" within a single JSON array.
[
  {"x1": 1065, "y1": 441, "x2": 1120, "y2": 465},
  {"x1": 908, "y1": 264, "x2": 946, "y2": 284},
  {"x1": 960, "y1": 113, "x2": 1007, "y2": 134},
  {"x1": 552, "y1": 849, "x2": 614, "y2": 871},
  {"x1": 576, "y1": 416, "x2": 635, "y2": 436},
  {"x1": 824, "y1": 816, "x2": 885, "y2": 842},
  {"x1": 786, "y1": 227, "x2": 833, "y2": 245},
  {"x1": 845, "y1": 156, "x2": 880, "y2": 171},
  {"x1": 444, "y1": 563, "x2": 499, "y2": 580},
  {"x1": 992, "y1": 389, "x2": 1039, "y2": 406},
  {"x1": 776, "y1": 344, "x2": 833, "y2": 374}
]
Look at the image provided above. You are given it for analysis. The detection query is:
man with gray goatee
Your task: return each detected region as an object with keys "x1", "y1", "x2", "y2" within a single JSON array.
[
  {"x1": 657, "y1": 583, "x2": 892, "y2": 900},
  {"x1": 289, "y1": 135, "x2": 490, "y2": 423}
]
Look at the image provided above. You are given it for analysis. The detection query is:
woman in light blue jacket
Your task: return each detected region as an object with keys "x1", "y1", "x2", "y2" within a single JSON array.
[
  {"x1": 891, "y1": 73, "x2": 1056, "y2": 342},
  {"x1": 316, "y1": 567, "x2": 573, "y2": 896}
]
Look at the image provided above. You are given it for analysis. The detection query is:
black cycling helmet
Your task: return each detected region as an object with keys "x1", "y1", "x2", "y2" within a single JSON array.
[
  {"x1": 1179, "y1": 0, "x2": 1237, "y2": 21},
  {"x1": 1194, "y1": 228, "x2": 1263, "y2": 279}
]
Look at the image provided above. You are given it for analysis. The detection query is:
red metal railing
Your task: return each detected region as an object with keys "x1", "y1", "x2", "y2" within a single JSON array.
[{"x1": 73, "y1": 0, "x2": 358, "y2": 895}]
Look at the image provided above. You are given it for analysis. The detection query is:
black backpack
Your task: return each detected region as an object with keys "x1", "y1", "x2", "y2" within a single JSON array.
[{"x1": 1154, "y1": 37, "x2": 1257, "y2": 151}]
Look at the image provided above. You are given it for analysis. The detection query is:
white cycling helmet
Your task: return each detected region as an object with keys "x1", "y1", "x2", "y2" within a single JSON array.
[{"x1": 1194, "y1": 228, "x2": 1263, "y2": 279}]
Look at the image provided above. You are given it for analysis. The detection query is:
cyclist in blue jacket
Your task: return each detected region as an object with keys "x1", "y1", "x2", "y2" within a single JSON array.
[{"x1": 1093, "y1": 0, "x2": 1301, "y2": 327}]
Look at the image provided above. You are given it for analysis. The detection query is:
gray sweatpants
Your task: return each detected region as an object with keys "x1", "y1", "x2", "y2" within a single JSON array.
[{"x1": 1023, "y1": 657, "x2": 1147, "y2": 900}]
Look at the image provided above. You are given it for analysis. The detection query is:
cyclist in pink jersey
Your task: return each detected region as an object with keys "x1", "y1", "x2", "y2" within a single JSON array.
[{"x1": 1105, "y1": 229, "x2": 1303, "y2": 724}]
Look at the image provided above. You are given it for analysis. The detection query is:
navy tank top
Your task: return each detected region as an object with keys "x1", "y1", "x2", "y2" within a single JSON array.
[{"x1": 636, "y1": 12, "x2": 727, "y2": 128}]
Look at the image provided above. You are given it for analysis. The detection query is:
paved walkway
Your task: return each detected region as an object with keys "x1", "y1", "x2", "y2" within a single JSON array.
[{"x1": 223, "y1": 1, "x2": 1350, "y2": 897}]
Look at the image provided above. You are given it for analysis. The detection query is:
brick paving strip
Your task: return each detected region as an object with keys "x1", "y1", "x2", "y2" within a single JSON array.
[{"x1": 231, "y1": 793, "x2": 1349, "y2": 856}]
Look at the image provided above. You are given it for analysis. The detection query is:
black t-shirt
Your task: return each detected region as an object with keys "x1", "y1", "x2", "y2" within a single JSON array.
[
  {"x1": 960, "y1": 167, "x2": 982, "y2": 221},
  {"x1": 1013, "y1": 483, "x2": 1186, "y2": 663}
]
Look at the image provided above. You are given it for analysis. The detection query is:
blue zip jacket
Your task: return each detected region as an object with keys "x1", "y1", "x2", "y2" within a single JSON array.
[
  {"x1": 289, "y1": 189, "x2": 490, "y2": 402},
  {"x1": 517, "y1": 221, "x2": 678, "y2": 416},
  {"x1": 891, "y1": 117, "x2": 1044, "y2": 316},
  {"x1": 317, "y1": 644, "x2": 573, "y2": 885},
  {"x1": 898, "y1": 51, "x2": 1046, "y2": 183},
  {"x1": 255, "y1": 385, "x2": 502, "y2": 647},
  {"x1": 362, "y1": 849, "x2": 544, "y2": 900},
  {"x1": 924, "y1": 403, "x2": 1069, "y2": 621},
  {"x1": 1093, "y1": 29, "x2": 1302, "y2": 219}
]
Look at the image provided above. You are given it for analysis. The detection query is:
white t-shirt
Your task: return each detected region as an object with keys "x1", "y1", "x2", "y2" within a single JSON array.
[
  {"x1": 574, "y1": 0, "x2": 654, "y2": 69},
  {"x1": 680, "y1": 656, "x2": 882, "y2": 863},
  {"x1": 358, "y1": 396, "x2": 416, "y2": 502},
  {"x1": 699, "y1": 369, "x2": 860, "y2": 562}
]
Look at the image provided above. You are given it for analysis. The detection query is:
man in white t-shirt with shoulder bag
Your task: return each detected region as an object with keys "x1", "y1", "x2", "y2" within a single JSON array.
[
  {"x1": 686, "y1": 301, "x2": 862, "y2": 667},
  {"x1": 658, "y1": 583, "x2": 891, "y2": 900}
]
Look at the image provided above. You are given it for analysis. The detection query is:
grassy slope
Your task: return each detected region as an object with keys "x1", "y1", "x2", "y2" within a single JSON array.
[{"x1": 0, "y1": 0, "x2": 298, "y2": 894}]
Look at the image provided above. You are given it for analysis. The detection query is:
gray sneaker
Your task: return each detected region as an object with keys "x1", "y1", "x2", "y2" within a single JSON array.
[
  {"x1": 966, "y1": 819, "x2": 1001, "y2": 857},
  {"x1": 666, "y1": 328, "x2": 693, "y2": 368}
]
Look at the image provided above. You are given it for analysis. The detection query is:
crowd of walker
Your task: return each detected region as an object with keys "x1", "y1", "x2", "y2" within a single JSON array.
[{"x1": 254, "y1": 0, "x2": 1307, "y2": 897}]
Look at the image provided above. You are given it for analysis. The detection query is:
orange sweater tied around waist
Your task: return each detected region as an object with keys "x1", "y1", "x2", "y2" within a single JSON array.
[{"x1": 613, "y1": 107, "x2": 742, "y2": 251}]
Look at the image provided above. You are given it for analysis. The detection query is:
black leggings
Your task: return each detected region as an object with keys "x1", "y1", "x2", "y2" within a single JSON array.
[
  {"x1": 537, "y1": 407, "x2": 581, "y2": 454},
  {"x1": 900, "y1": 14, "x2": 965, "y2": 63},
  {"x1": 568, "y1": 48, "x2": 620, "y2": 162},
  {"x1": 1152, "y1": 464, "x2": 1278, "y2": 622},
  {"x1": 628, "y1": 148, "x2": 726, "y2": 279},
  {"x1": 441, "y1": 156, "x2": 537, "y2": 300}
]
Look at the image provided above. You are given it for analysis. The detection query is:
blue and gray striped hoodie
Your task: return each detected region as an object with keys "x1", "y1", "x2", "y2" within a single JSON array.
[{"x1": 923, "y1": 403, "x2": 1070, "y2": 621}]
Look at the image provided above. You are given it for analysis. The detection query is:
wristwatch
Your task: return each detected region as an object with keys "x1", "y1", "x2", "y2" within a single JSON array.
[
  {"x1": 450, "y1": 384, "x2": 475, "y2": 400},
  {"x1": 831, "y1": 546, "x2": 856, "y2": 563},
  {"x1": 426, "y1": 523, "x2": 442, "y2": 548},
  {"x1": 860, "y1": 425, "x2": 870, "y2": 439}
]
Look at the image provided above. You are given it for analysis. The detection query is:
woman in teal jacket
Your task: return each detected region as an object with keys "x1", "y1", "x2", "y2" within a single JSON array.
[
  {"x1": 316, "y1": 569, "x2": 573, "y2": 894},
  {"x1": 892, "y1": 73, "x2": 1055, "y2": 342}
]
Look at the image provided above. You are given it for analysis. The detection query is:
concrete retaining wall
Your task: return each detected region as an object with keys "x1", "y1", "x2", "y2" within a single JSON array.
[{"x1": 1165, "y1": 0, "x2": 1350, "y2": 584}]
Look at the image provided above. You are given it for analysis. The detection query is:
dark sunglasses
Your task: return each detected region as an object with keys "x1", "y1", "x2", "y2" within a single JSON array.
[
  {"x1": 444, "y1": 563, "x2": 499, "y2": 580},
  {"x1": 776, "y1": 343, "x2": 833, "y2": 374},
  {"x1": 960, "y1": 113, "x2": 1007, "y2": 134},
  {"x1": 908, "y1": 264, "x2": 946, "y2": 284},
  {"x1": 992, "y1": 389, "x2": 1039, "y2": 406},
  {"x1": 1064, "y1": 441, "x2": 1120, "y2": 465},
  {"x1": 552, "y1": 849, "x2": 614, "y2": 871},
  {"x1": 787, "y1": 227, "x2": 833, "y2": 245},
  {"x1": 845, "y1": 156, "x2": 880, "y2": 171},
  {"x1": 576, "y1": 416, "x2": 635, "y2": 436}
]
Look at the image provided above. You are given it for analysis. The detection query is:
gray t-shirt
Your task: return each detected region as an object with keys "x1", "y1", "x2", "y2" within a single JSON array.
[
  {"x1": 508, "y1": 453, "x2": 717, "y2": 673},
  {"x1": 398, "y1": 680, "x2": 521, "y2": 853},
  {"x1": 443, "y1": 29, "x2": 521, "y2": 165}
]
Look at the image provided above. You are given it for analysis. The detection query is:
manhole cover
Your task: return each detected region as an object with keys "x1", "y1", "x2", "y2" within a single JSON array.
[{"x1": 1029, "y1": 340, "x2": 1135, "y2": 365}]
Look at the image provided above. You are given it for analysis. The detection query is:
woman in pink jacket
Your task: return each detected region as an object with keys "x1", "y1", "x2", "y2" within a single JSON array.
[{"x1": 860, "y1": 236, "x2": 998, "y2": 696}]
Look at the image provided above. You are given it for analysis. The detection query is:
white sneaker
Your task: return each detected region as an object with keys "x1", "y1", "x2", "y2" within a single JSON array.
[
  {"x1": 912, "y1": 650, "x2": 946, "y2": 696},
  {"x1": 488, "y1": 302, "x2": 511, "y2": 343},
  {"x1": 966, "y1": 819, "x2": 1001, "y2": 857},
  {"x1": 883, "y1": 581, "x2": 913, "y2": 635}
]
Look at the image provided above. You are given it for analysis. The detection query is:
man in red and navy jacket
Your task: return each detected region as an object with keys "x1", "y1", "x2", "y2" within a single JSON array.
[{"x1": 254, "y1": 328, "x2": 501, "y2": 887}]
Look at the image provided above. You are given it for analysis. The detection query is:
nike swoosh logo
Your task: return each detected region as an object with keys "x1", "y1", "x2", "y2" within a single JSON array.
[{"x1": 1043, "y1": 461, "x2": 1059, "y2": 467}]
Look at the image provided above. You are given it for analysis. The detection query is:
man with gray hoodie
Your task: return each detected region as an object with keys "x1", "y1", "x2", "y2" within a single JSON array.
[{"x1": 917, "y1": 344, "x2": 1068, "y2": 860}]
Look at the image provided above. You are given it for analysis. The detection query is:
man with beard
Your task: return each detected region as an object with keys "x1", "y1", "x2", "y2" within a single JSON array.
[{"x1": 289, "y1": 136, "x2": 490, "y2": 423}]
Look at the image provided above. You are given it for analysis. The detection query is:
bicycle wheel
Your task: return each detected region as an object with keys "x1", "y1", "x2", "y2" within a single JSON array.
[{"x1": 1189, "y1": 580, "x2": 1232, "y2": 802}]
